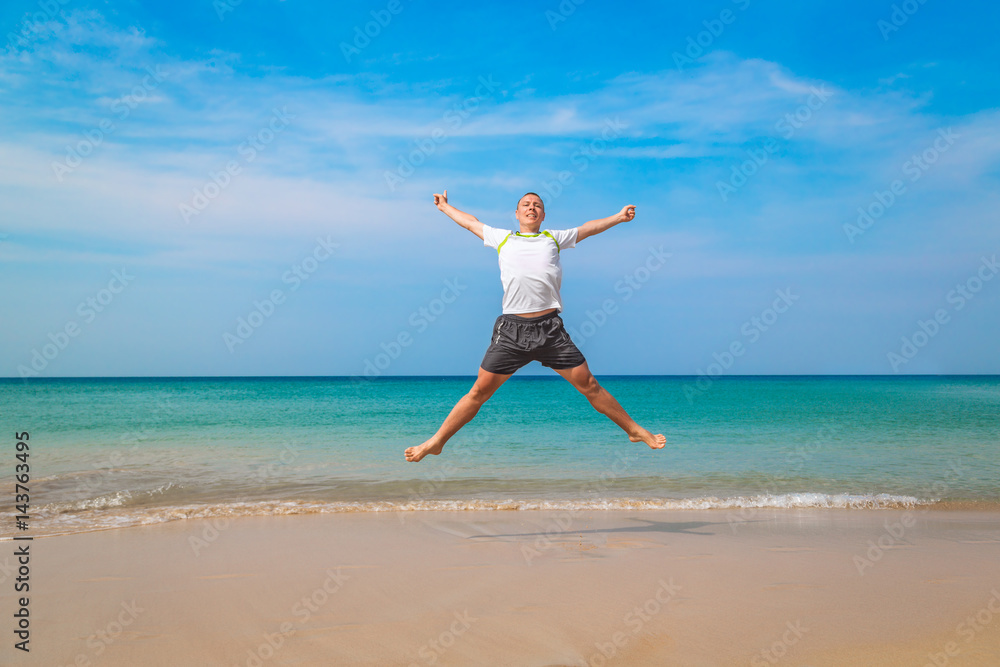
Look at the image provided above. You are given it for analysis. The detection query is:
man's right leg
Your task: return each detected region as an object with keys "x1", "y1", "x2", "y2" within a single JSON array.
[{"x1": 404, "y1": 367, "x2": 511, "y2": 462}]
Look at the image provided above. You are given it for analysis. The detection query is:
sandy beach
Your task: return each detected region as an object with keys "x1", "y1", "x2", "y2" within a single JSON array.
[{"x1": 9, "y1": 508, "x2": 1000, "y2": 666}]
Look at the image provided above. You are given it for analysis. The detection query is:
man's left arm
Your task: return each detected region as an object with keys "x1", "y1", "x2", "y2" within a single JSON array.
[{"x1": 576, "y1": 205, "x2": 636, "y2": 242}]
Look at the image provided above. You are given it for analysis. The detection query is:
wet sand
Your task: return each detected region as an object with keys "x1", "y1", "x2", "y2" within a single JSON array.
[{"x1": 9, "y1": 508, "x2": 1000, "y2": 666}]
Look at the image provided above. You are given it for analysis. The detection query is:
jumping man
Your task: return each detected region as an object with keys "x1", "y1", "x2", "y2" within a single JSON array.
[{"x1": 404, "y1": 191, "x2": 666, "y2": 462}]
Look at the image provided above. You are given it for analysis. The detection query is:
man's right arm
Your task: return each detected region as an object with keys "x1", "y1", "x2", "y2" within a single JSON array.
[{"x1": 434, "y1": 190, "x2": 484, "y2": 240}]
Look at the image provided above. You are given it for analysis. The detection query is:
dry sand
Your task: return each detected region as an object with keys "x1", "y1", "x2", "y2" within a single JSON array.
[{"x1": 7, "y1": 508, "x2": 1000, "y2": 666}]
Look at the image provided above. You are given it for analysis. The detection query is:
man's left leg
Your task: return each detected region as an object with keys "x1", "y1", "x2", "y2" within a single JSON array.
[{"x1": 554, "y1": 362, "x2": 666, "y2": 450}]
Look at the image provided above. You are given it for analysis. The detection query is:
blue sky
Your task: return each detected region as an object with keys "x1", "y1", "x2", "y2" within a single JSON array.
[{"x1": 2, "y1": 0, "x2": 999, "y2": 377}]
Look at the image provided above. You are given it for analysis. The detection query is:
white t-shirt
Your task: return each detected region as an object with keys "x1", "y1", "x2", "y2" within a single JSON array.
[{"x1": 482, "y1": 224, "x2": 578, "y2": 314}]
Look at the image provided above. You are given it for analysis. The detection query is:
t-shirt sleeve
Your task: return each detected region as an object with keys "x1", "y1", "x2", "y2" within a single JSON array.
[
  {"x1": 548, "y1": 227, "x2": 578, "y2": 250},
  {"x1": 482, "y1": 224, "x2": 512, "y2": 250}
]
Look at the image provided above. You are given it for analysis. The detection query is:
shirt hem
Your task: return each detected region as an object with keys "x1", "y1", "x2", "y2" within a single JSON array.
[{"x1": 501, "y1": 306, "x2": 563, "y2": 315}]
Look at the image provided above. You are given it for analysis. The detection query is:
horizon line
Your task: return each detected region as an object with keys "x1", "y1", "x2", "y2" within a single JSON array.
[{"x1": 3, "y1": 374, "x2": 1000, "y2": 381}]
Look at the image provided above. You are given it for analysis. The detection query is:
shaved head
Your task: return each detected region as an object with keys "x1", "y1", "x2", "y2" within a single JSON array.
[{"x1": 518, "y1": 192, "x2": 544, "y2": 209}]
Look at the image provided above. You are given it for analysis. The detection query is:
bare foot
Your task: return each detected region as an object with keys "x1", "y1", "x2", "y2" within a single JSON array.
[
  {"x1": 405, "y1": 439, "x2": 444, "y2": 462},
  {"x1": 629, "y1": 428, "x2": 666, "y2": 450}
]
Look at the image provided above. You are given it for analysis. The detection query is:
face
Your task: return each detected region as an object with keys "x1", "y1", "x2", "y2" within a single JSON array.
[{"x1": 516, "y1": 194, "x2": 545, "y2": 229}]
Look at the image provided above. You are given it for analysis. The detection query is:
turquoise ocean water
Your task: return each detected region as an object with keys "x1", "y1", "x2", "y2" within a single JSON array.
[{"x1": 1, "y1": 376, "x2": 998, "y2": 538}]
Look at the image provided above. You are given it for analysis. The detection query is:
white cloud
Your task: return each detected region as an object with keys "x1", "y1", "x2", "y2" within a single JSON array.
[{"x1": 2, "y1": 12, "x2": 998, "y2": 280}]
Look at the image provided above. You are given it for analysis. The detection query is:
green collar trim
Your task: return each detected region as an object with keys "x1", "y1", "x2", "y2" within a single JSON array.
[
  {"x1": 496, "y1": 233, "x2": 512, "y2": 253},
  {"x1": 498, "y1": 230, "x2": 560, "y2": 253}
]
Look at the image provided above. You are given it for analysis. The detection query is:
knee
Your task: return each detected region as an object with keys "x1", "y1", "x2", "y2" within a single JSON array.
[
  {"x1": 577, "y1": 374, "x2": 601, "y2": 398},
  {"x1": 467, "y1": 384, "x2": 494, "y2": 404}
]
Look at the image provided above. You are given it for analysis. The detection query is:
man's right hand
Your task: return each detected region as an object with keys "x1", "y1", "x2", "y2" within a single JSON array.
[
  {"x1": 432, "y1": 190, "x2": 484, "y2": 239},
  {"x1": 433, "y1": 190, "x2": 449, "y2": 211}
]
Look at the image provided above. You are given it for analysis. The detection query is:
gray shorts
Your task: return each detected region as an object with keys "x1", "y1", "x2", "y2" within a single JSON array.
[{"x1": 480, "y1": 311, "x2": 586, "y2": 375}]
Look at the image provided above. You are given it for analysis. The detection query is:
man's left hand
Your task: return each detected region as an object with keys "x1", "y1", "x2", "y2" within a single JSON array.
[{"x1": 616, "y1": 205, "x2": 636, "y2": 223}]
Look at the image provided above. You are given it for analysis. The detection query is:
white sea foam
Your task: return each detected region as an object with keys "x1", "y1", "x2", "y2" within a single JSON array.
[{"x1": 1, "y1": 492, "x2": 934, "y2": 539}]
